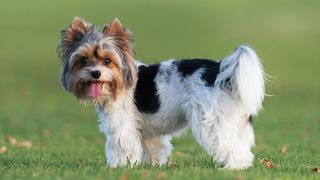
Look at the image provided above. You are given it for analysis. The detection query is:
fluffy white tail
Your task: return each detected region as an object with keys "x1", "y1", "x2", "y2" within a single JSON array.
[{"x1": 215, "y1": 45, "x2": 265, "y2": 115}]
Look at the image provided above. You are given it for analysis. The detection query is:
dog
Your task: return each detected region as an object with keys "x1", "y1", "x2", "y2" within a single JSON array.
[{"x1": 57, "y1": 17, "x2": 265, "y2": 170}]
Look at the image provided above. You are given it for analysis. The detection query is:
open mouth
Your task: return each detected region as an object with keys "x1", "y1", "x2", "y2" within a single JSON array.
[{"x1": 87, "y1": 81, "x2": 106, "y2": 97}]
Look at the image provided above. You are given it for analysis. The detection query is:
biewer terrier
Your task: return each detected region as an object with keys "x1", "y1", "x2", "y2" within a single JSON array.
[{"x1": 58, "y1": 17, "x2": 265, "y2": 170}]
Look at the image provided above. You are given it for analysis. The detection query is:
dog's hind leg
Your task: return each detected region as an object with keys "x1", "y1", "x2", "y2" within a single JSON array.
[
  {"x1": 186, "y1": 92, "x2": 254, "y2": 170},
  {"x1": 186, "y1": 45, "x2": 264, "y2": 169}
]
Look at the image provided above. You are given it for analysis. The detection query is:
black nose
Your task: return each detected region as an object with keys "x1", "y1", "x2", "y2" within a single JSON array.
[{"x1": 91, "y1": 70, "x2": 101, "y2": 79}]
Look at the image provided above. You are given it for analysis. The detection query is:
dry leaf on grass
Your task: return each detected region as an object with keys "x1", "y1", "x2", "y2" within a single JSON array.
[
  {"x1": 278, "y1": 144, "x2": 288, "y2": 154},
  {"x1": 119, "y1": 173, "x2": 129, "y2": 180},
  {"x1": 42, "y1": 129, "x2": 50, "y2": 137},
  {"x1": 260, "y1": 159, "x2": 275, "y2": 168},
  {"x1": 0, "y1": 146, "x2": 7, "y2": 154},
  {"x1": 142, "y1": 171, "x2": 149, "y2": 177},
  {"x1": 4, "y1": 136, "x2": 32, "y2": 149},
  {"x1": 16, "y1": 141, "x2": 32, "y2": 148},
  {"x1": 156, "y1": 171, "x2": 166, "y2": 180},
  {"x1": 4, "y1": 136, "x2": 17, "y2": 145},
  {"x1": 310, "y1": 167, "x2": 320, "y2": 173}
]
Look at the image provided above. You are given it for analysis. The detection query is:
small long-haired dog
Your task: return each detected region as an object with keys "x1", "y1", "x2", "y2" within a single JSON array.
[{"x1": 58, "y1": 17, "x2": 265, "y2": 170}]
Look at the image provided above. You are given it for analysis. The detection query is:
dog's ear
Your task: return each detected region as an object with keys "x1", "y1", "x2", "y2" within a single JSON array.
[
  {"x1": 103, "y1": 18, "x2": 134, "y2": 57},
  {"x1": 103, "y1": 18, "x2": 136, "y2": 88},
  {"x1": 103, "y1": 18, "x2": 126, "y2": 37},
  {"x1": 58, "y1": 17, "x2": 94, "y2": 61}
]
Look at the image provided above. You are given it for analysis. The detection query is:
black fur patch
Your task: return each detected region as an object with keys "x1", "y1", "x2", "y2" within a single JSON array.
[
  {"x1": 61, "y1": 60, "x2": 70, "y2": 89},
  {"x1": 176, "y1": 59, "x2": 220, "y2": 86},
  {"x1": 134, "y1": 64, "x2": 160, "y2": 113},
  {"x1": 249, "y1": 115, "x2": 253, "y2": 124}
]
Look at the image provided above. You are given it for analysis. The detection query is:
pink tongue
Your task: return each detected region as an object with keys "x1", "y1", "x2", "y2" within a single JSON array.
[{"x1": 87, "y1": 82, "x2": 103, "y2": 97}]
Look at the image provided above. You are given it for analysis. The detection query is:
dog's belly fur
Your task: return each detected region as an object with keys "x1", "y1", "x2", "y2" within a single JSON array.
[{"x1": 138, "y1": 109, "x2": 186, "y2": 136}]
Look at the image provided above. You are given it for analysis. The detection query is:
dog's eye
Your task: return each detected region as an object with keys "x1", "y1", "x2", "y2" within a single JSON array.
[
  {"x1": 79, "y1": 57, "x2": 87, "y2": 65},
  {"x1": 103, "y1": 58, "x2": 111, "y2": 66}
]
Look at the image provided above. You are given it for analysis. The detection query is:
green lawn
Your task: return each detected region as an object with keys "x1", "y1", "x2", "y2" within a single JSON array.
[{"x1": 0, "y1": 0, "x2": 319, "y2": 179}]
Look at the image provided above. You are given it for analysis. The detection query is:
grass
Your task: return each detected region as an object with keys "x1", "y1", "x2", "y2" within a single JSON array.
[{"x1": 0, "y1": 0, "x2": 319, "y2": 179}]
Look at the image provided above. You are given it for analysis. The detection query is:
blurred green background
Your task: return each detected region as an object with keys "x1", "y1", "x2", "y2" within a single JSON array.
[{"x1": 0, "y1": 0, "x2": 319, "y2": 179}]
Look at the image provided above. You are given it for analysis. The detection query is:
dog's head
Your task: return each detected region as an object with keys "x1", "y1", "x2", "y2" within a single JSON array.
[{"x1": 58, "y1": 17, "x2": 136, "y2": 104}]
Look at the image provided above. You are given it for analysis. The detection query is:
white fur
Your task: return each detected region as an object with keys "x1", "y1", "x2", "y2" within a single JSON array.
[
  {"x1": 97, "y1": 45, "x2": 265, "y2": 169},
  {"x1": 216, "y1": 45, "x2": 265, "y2": 115},
  {"x1": 97, "y1": 90, "x2": 143, "y2": 167}
]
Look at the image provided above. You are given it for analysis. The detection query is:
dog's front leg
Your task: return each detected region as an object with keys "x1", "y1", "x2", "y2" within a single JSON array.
[
  {"x1": 105, "y1": 129, "x2": 142, "y2": 167},
  {"x1": 98, "y1": 107, "x2": 143, "y2": 168}
]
